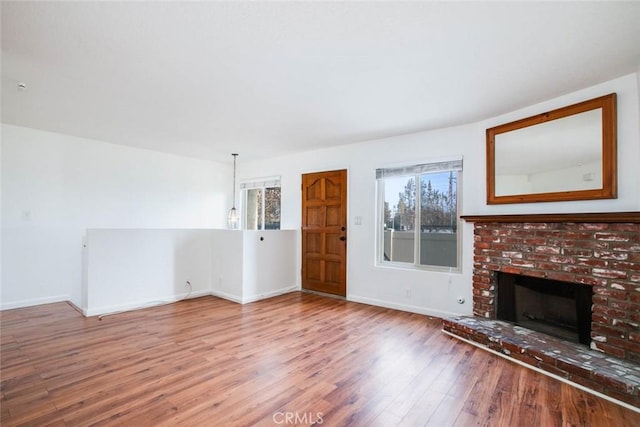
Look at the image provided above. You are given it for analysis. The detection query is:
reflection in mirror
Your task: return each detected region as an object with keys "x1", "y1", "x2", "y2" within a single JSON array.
[
  {"x1": 494, "y1": 109, "x2": 602, "y2": 196},
  {"x1": 486, "y1": 93, "x2": 616, "y2": 204}
]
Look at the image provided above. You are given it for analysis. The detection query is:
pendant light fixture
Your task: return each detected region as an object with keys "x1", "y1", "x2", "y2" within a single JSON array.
[{"x1": 227, "y1": 153, "x2": 239, "y2": 229}]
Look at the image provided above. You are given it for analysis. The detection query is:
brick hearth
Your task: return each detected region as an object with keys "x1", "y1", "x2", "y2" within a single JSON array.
[{"x1": 449, "y1": 212, "x2": 640, "y2": 407}]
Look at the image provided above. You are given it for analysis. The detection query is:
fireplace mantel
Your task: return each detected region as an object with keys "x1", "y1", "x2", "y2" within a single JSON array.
[{"x1": 461, "y1": 211, "x2": 640, "y2": 223}]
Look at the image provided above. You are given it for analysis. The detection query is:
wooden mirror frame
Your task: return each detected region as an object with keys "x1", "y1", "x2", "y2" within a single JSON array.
[{"x1": 486, "y1": 93, "x2": 617, "y2": 204}]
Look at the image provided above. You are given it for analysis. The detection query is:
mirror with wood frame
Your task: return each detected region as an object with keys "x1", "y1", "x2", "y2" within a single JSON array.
[{"x1": 486, "y1": 93, "x2": 617, "y2": 204}]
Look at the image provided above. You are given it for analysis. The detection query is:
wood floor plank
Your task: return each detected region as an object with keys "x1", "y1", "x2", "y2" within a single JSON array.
[{"x1": 1, "y1": 292, "x2": 639, "y2": 426}]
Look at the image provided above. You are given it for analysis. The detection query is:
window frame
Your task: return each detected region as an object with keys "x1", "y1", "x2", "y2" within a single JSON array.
[
  {"x1": 376, "y1": 159, "x2": 462, "y2": 273},
  {"x1": 241, "y1": 177, "x2": 281, "y2": 231}
]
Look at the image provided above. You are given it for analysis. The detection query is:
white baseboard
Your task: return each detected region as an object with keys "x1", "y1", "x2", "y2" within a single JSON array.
[
  {"x1": 0, "y1": 295, "x2": 70, "y2": 311},
  {"x1": 84, "y1": 289, "x2": 211, "y2": 317},
  {"x1": 211, "y1": 286, "x2": 299, "y2": 305},
  {"x1": 347, "y1": 294, "x2": 463, "y2": 319},
  {"x1": 241, "y1": 286, "x2": 299, "y2": 304},
  {"x1": 210, "y1": 289, "x2": 243, "y2": 304}
]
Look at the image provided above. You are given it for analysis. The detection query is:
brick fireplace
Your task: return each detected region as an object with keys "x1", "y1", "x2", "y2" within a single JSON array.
[{"x1": 443, "y1": 212, "x2": 640, "y2": 408}]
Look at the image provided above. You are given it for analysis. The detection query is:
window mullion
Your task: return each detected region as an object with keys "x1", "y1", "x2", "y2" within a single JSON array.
[
  {"x1": 414, "y1": 174, "x2": 421, "y2": 266},
  {"x1": 260, "y1": 188, "x2": 266, "y2": 230}
]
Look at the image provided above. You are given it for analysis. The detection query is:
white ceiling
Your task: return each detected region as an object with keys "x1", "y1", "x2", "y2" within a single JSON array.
[{"x1": 2, "y1": 1, "x2": 640, "y2": 163}]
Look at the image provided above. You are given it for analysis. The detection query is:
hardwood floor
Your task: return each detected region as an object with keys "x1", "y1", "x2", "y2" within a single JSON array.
[{"x1": 1, "y1": 292, "x2": 639, "y2": 426}]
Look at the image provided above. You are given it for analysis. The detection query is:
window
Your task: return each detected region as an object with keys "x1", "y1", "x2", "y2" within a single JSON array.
[
  {"x1": 242, "y1": 177, "x2": 281, "y2": 230},
  {"x1": 376, "y1": 159, "x2": 462, "y2": 271}
]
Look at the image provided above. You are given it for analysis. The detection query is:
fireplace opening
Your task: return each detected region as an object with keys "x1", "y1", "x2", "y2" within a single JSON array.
[{"x1": 496, "y1": 272, "x2": 593, "y2": 345}]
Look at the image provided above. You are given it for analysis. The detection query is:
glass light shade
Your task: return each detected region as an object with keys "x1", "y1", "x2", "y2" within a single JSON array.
[{"x1": 227, "y1": 207, "x2": 239, "y2": 229}]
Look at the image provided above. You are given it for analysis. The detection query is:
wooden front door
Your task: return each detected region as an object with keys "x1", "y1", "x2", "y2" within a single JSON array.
[{"x1": 301, "y1": 169, "x2": 347, "y2": 297}]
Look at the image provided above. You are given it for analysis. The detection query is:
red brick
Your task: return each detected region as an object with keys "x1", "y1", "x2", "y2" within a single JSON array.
[
  {"x1": 508, "y1": 352, "x2": 541, "y2": 368},
  {"x1": 549, "y1": 256, "x2": 573, "y2": 264},
  {"x1": 562, "y1": 248, "x2": 594, "y2": 257},
  {"x1": 610, "y1": 261, "x2": 640, "y2": 272},
  {"x1": 545, "y1": 272, "x2": 575, "y2": 283},
  {"x1": 575, "y1": 258, "x2": 608, "y2": 268},
  {"x1": 612, "y1": 243, "x2": 640, "y2": 252},
  {"x1": 535, "y1": 231, "x2": 562, "y2": 238},
  {"x1": 474, "y1": 242, "x2": 492, "y2": 250},
  {"x1": 501, "y1": 266, "x2": 522, "y2": 275},
  {"x1": 604, "y1": 390, "x2": 640, "y2": 408},
  {"x1": 573, "y1": 240, "x2": 609, "y2": 250},
  {"x1": 523, "y1": 223, "x2": 552, "y2": 230},
  {"x1": 502, "y1": 251, "x2": 523, "y2": 259},
  {"x1": 594, "y1": 251, "x2": 628, "y2": 260},
  {"x1": 591, "y1": 370, "x2": 633, "y2": 393},
  {"x1": 525, "y1": 270, "x2": 550, "y2": 279},
  {"x1": 492, "y1": 243, "x2": 516, "y2": 251},
  {"x1": 579, "y1": 223, "x2": 609, "y2": 231},
  {"x1": 538, "y1": 362, "x2": 569, "y2": 378},
  {"x1": 593, "y1": 287, "x2": 627, "y2": 299},
  {"x1": 591, "y1": 323, "x2": 625, "y2": 339},
  {"x1": 608, "y1": 337, "x2": 640, "y2": 354},
  {"x1": 524, "y1": 238, "x2": 547, "y2": 245},
  {"x1": 590, "y1": 341, "x2": 625, "y2": 358},
  {"x1": 474, "y1": 228, "x2": 494, "y2": 236},
  {"x1": 611, "y1": 223, "x2": 640, "y2": 232},
  {"x1": 510, "y1": 259, "x2": 536, "y2": 268},
  {"x1": 474, "y1": 268, "x2": 492, "y2": 277},
  {"x1": 592, "y1": 268, "x2": 628, "y2": 279},
  {"x1": 574, "y1": 276, "x2": 608, "y2": 287},
  {"x1": 473, "y1": 281, "x2": 493, "y2": 290},
  {"x1": 568, "y1": 375, "x2": 605, "y2": 393},
  {"x1": 556, "y1": 359, "x2": 595, "y2": 378},
  {"x1": 611, "y1": 318, "x2": 640, "y2": 330},
  {"x1": 562, "y1": 265, "x2": 590, "y2": 275},
  {"x1": 630, "y1": 332, "x2": 640, "y2": 343},
  {"x1": 608, "y1": 299, "x2": 639, "y2": 312},
  {"x1": 536, "y1": 262, "x2": 562, "y2": 271},
  {"x1": 502, "y1": 223, "x2": 524, "y2": 229},
  {"x1": 564, "y1": 231, "x2": 596, "y2": 240},
  {"x1": 591, "y1": 295, "x2": 607, "y2": 305},
  {"x1": 548, "y1": 239, "x2": 576, "y2": 248},
  {"x1": 525, "y1": 348, "x2": 557, "y2": 365},
  {"x1": 592, "y1": 305, "x2": 627, "y2": 318},
  {"x1": 591, "y1": 313, "x2": 610, "y2": 325},
  {"x1": 595, "y1": 232, "x2": 632, "y2": 242}
]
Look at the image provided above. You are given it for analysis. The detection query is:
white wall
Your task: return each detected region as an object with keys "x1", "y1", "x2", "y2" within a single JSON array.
[
  {"x1": 239, "y1": 73, "x2": 640, "y2": 318},
  {"x1": 480, "y1": 73, "x2": 640, "y2": 213},
  {"x1": 2, "y1": 73, "x2": 638, "y2": 317},
  {"x1": 84, "y1": 229, "x2": 215, "y2": 316},
  {"x1": 210, "y1": 229, "x2": 298, "y2": 304},
  {"x1": 82, "y1": 227, "x2": 298, "y2": 315},
  {"x1": 241, "y1": 230, "x2": 298, "y2": 303},
  {"x1": 1, "y1": 124, "x2": 230, "y2": 309}
]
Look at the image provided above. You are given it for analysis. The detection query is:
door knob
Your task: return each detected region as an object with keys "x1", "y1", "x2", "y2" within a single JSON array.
[
  {"x1": 340, "y1": 236, "x2": 346, "y2": 241},
  {"x1": 341, "y1": 226, "x2": 346, "y2": 231}
]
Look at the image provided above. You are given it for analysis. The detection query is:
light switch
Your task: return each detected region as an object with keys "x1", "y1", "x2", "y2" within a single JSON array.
[{"x1": 354, "y1": 216, "x2": 362, "y2": 225}]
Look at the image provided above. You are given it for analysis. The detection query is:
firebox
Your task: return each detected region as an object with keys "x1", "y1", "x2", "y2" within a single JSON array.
[{"x1": 496, "y1": 272, "x2": 593, "y2": 345}]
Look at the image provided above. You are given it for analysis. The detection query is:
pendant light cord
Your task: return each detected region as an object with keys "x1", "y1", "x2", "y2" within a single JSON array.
[{"x1": 232, "y1": 153, "x2": 238, "y2": 208}]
